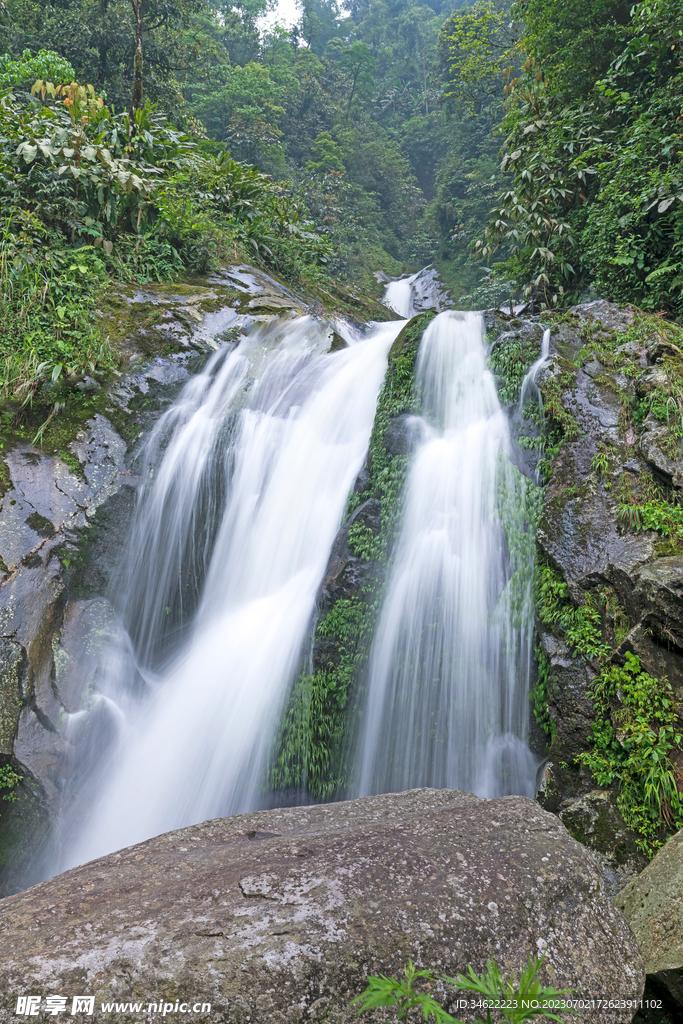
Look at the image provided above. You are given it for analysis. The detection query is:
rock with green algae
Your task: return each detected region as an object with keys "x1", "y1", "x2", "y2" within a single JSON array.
[
  {"x1": 519, "y1": 302, "x2": 683, "y2": 831},
  {"x1": 616, "y1": 828, "x2": 683, "y2": 1020},
  {"x1": 559, "y1": 789, "x2": 646, "y2": 897},
  {"x1": 0, "y1": 790, "x2": 644, "y2": 1024}
]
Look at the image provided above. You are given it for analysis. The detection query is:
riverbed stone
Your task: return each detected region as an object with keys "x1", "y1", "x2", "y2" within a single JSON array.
[
  {"x1": 0, "y1": 789, "x2": 643, "y2": 1023},
  {"x1": 616, "y1": 828, "x2": 683, "y2": 1020}
]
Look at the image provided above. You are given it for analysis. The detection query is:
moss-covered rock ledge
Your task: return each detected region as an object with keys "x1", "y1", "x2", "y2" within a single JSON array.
[{"x1": 491, "y1": 300, "x2": 683, "y2": 888}]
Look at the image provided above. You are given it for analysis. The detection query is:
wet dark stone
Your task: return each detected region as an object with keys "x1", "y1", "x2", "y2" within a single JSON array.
[{"x1": 383, "y1": 413, "x2": 415, "y2": 458}]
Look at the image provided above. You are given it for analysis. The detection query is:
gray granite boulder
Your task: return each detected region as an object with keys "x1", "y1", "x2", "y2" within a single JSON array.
[
  {"x1": 616, "y1": 828, "x2": 683, "y2": 1019},
  {"x1": 0, "y1": 789, "x2": 643, "y2": 1023}
]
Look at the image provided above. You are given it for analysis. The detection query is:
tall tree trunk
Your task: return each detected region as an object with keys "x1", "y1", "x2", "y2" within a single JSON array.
[
  {"x1": 421, "y1": 51, "x2": 428, "y2": 114},
  {"x1": 129, "y1": 0, "x2": 144, "y2": 138}
]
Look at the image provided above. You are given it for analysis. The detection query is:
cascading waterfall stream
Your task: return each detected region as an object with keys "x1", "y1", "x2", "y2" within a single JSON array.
[
  {"x1": 356, "y1": 309, "x2": 537, "y2": 798},
  {"x1": 62, "y1": 314, "x2": 404, "y2": 869},
  {"x1": 384, "y1": 272, "x2": 419, "y2": 318},
  {"x1": 519, "y1": 328, "x2": 551, "y2": 412}
]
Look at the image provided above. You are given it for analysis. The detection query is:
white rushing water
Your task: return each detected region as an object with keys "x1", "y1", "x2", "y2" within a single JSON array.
[
  {"x1": 63, "y1": 315, "x2": 403, "y2": 868},
  {"x1": 384, "y1": 272, "x2": 419, "y2": 318},
  {"x1": 383, "y1": 266, "x2": 450, "y2": 319},
  {"x1": 519, "y1": 327, "x2": 551, "y2": 412},
  {"x1": 356, "y1": 309, "x2": 537, "y2": 798}
]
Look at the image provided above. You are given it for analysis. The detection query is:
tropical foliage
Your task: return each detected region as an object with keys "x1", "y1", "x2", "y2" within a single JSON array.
[{"x1": 470, "y1": 0, "x2": 683, "y2": 314}]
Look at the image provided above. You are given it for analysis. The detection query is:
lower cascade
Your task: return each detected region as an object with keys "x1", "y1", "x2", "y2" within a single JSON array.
[
  {"x1": 356, "y1": 310, "x2": 537, "y2": 798},
  {"x1": 56, "y1": 279, "x2": 538, "y2": 873}
]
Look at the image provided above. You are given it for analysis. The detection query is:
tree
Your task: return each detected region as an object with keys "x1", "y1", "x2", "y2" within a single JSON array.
[
  {"x1": 0, "y1": 0, "x2": 209, "y2": 119},
  {"x1": 338, "y1": 41, "x2": 375, "y2": 117},
  {"x1": 305, "y1": 130, "x2": 344, "y2": 173}
]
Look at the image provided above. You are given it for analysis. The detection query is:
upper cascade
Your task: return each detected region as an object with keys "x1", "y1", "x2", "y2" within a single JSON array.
[{"x1": 383, "y1": 266, "x2": 452, "y2": 319}]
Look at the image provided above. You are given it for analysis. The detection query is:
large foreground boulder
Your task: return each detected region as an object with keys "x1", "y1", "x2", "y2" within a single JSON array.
[
  {"x1": 616, "y1": 828, "x2": 683, "y2": 1022},
  {"x1": 0, "y1": 789, "x2": 643, "y2": 1023}
]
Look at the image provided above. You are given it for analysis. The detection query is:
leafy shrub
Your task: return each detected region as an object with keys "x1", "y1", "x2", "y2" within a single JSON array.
[
  {"x1": 535, "y1": 564, "x2": 610, "y2": 660},
  {"x1": 0, "y1": 66, "x2": 339, "y2": 423},
  {"x1": 352, "y1": 955, "x2": 573, "y2": 1023},
  {"x1": 0, "y1": 763, "x2": 21, "y2": 816},
  {"x1": 616, "y1": 498, "x2": 683, "y2": 538},
  {"x1": 0, "y1": 49, "x2": 75, "y2": 88},
  {"x1": 577, "y1": 652, "x2": 683, "y2": 854}
]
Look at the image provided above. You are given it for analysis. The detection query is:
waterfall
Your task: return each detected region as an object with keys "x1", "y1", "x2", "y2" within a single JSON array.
[
  {"x1": 384, "y1": 273, "x2": 418, "y2": 318},
  {"x1": 356, "y1": 310, "x2": 537, "y2": 798},
  {"x1": 62, "y1": 315, "x2": 404, "y2": 868},
  {"x1": 520, "y1": 328, "x2": 551, "y2": 411},
  {"x1": 383, "y1": 266, "x2": 449, "y2": 319}
]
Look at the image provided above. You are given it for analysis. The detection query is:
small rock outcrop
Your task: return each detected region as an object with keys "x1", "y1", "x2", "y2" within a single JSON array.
[
  {"x1": 0, "y1": 789, "x2": 643, "y2": 1023},
  {"x1": 616, "y1": 827, "x2": 683, "y2": 1021}
]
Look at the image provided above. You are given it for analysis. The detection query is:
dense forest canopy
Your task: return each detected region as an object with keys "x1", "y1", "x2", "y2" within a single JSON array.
[{"x1": 0, "y1": 0, "x2": 682, "y2": 428}]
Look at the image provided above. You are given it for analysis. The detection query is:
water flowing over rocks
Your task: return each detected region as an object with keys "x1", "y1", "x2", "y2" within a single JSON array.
[
  {"x1": 0, "y1": 790, "x2": 644, "y2": 1023},
  {"x1": 0, "y1": 265, "x2": 360, "y2": 894}
]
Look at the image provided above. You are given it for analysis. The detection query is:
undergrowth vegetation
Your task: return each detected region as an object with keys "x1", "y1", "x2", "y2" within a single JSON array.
[
  {"x1": 269, "y1": 597, "x2": 373, "y2": 800},
  {"x1": 496, "y1": 304, "x2": 683, "y2": 855},
  {"x1": 0, "y1": 63, "x2": 339, "y2": 439},
  {"x1": 0, "y1": 764, "x2": 20, "y2": 816},
  {"x1": 353, "y1": 954, "x2": 573, "y2": 1023},
  {"x1": 536, "y1": 563, "x2": 683, "y2": 854}
]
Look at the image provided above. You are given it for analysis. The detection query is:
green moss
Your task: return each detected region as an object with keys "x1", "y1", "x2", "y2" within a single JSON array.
[
  {"x1": 0, "y1": 759, "x2": 50, "y2": 896},
  {"x1": 531, "y1": 646, "x2": 556, "y2": 749},
  {"x1": 348, "y1": 311, "x2": 437, "y2": 562},
  {"x1": 0, "y1": 457, "x2": 10, "y2": 498},
  {"x1": 489, "y1": 330, "x2": 544, "y2": 405},
  {"x1": 25, "y1": 512, "x2": 54, "y2": 538},
  {"x1": 270, "y1": 598, "x2": 373, "y2": 799},
  {"x1": 539, "y1": 369, "x2": 580, "y2": 443}
]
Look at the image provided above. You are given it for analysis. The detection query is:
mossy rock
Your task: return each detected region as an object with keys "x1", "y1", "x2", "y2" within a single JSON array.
[{"x1": 0, "y1": 758, "x2": 51, "y2": 897}]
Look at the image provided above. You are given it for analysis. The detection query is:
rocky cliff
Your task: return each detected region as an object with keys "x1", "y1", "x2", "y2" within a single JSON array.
[{"x1": 489, "y1": 300, "x2": 683, "y2": 889}]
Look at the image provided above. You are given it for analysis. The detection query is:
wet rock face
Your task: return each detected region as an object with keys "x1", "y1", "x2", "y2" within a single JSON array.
[
  {"x1": 485, "y1": 300, "x2": 683, "y2": 883},
  {"x1": 559, "y1": 790, "x2": 647, "y2": 898},
  {"x1": 0, "y1": 416, "x2": 134, "y2": 892},
  {"x1": 0, "y1": 790, "x2": 644, "y2": 1024},
  {"x1": 616, "y1": 828, "x2": 683, "y2": 1022},
  {"x1": 515, "y1": 304, "x2": 683, "y2": 809}
]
